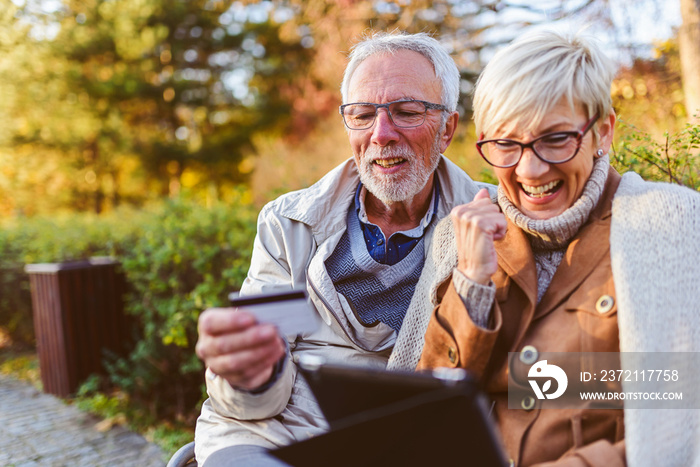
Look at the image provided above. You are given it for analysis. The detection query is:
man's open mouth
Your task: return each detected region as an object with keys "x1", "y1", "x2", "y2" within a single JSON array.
[
  {"x1": 373, "y1": 157, "x2": 406, "y2": 168},
  {"x1": 520, "y1": 180, "x2": 562, "y2": 198}
]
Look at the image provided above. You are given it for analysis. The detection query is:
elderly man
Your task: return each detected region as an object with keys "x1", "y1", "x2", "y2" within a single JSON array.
[{"x1": 194, "y1": 31, "x2": 490, "y2": 466}]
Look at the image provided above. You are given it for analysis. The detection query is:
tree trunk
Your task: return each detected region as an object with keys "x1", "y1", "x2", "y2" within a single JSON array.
[{"x1": 679, "y1": 0, "x2": 700, "y2": 122}]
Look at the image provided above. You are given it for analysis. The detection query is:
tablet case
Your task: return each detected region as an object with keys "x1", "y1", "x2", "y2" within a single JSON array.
[{"x1": 271, "y1": 358, "x2": 508, "y2": 467}]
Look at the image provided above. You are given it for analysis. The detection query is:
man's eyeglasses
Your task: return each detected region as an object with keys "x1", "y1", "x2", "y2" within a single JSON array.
[
  {"x1": 339, "y1": 99, "x2": 449, "y2": 130},
  {"x1": 476, "y1": 113, "x2": 599, "y2": 168}
]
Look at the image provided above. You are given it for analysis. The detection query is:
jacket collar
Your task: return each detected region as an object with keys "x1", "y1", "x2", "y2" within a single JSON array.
[{"x1": 496, "y1": 167, "x2": 622, "y2": 322}]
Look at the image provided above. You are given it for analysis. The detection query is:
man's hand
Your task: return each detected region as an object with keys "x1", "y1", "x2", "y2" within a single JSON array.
[
  {"x1": 196, "y1": 309, "x2": 286, "y2": 391},
  {"x1": 451, "y1": 188, "x2": 507, "y2": 285}
]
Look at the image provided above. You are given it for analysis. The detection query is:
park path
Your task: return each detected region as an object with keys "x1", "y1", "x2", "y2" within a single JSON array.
[{"x1": 0, "y1": 374, "x2": 167, "y2": 467}]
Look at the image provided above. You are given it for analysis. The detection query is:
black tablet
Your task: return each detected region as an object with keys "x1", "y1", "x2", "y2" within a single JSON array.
[{"x1": 271, "y1": 356, "x2": 508, "y2": 467}]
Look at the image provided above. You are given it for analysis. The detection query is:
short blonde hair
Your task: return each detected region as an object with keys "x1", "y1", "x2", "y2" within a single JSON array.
[{"x1": 473, "y1": 29, "x2": 616, "y2": 139}]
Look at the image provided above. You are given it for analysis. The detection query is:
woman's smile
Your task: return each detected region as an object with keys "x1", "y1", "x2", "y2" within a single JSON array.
[{"x1": 520, "y1": 180, "x2": 563, "y2": 198}]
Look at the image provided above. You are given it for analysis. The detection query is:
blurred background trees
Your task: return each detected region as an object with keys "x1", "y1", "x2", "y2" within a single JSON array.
[
  {"x1": 1, "y1": 0, "x2": 316, "y2": 215},
  {"x1": 2, "y1": 0, "x2": 696, "y2": 217},
  {"x1": 678, "y1": 0, "x2": 700, "y2": 121}
]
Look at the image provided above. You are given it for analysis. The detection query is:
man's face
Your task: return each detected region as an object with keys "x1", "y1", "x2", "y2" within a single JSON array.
[{"x1": 346, "y1": 50, "x2": 453, "y2": 205}]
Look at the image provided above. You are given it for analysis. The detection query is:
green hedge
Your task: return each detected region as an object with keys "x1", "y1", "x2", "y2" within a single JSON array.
[{"x1": 0, "y1": 193, "x2": 258, "y2": 419}]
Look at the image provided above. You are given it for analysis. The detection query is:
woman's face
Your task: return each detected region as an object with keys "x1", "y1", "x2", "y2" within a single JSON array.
[{"x1": 492, "y1": 101, "x2": 614, "y2": 220}]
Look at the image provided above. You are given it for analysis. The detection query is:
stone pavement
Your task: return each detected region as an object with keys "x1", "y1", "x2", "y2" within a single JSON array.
[{"x1": 0, "y1": 374, "x2": 167, "y2": 467}]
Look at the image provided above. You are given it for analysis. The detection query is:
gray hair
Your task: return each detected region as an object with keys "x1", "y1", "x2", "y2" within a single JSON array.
[
  {"x1": 340, "y1": 31, "x2": 460, "y2": 112},
  {"x1": 473, "y1": 29, "x2": 617, "y2": 139}
]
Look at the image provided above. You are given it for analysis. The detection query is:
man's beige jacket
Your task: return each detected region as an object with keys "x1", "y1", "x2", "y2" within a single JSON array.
[{"x1": 194, "y1": 156, "x2": 488, "y2": 463}]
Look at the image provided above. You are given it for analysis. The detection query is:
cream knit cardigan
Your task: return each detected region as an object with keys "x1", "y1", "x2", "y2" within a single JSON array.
[{"x1": 388, "y1": 172, "x2": 700, "y2": 467}]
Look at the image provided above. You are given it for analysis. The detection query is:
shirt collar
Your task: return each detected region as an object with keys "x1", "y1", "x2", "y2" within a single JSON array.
[{"x1": 354, "y1": 176, "x2": 441, "y2": 237}]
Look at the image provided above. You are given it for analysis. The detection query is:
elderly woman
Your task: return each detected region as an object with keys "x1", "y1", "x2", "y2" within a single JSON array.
[{"x1": 388, "y1": 30, "x2": 700, "y2": 466}]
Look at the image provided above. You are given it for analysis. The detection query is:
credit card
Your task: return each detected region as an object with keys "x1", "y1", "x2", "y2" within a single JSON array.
[{"x1": 228, "y1": 289, "x2": 318, "y2": 337}]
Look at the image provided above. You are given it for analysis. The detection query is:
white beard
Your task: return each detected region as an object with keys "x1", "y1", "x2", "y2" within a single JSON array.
[{"x1": 358, "y1": 134, "x2": 442, "y2": 205}]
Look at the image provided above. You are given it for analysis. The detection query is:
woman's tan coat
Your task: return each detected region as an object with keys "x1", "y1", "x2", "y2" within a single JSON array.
[{"x1": 418, "y1": 169, "x2": 626, "y2": 467}]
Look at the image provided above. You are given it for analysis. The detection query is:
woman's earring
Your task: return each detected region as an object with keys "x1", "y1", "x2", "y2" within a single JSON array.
[{"x1": 596, "y1": 149, "x2": 604, "y2": 157}]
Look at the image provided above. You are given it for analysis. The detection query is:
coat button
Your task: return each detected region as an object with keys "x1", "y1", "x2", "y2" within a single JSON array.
[
  {"x1": 596, "y1": 295, "x2": 615, "y2": 313},
  {"x1": 448, "y1": 346, "x2": 457, "y2": 364},
  {"x1": 519, "y1": 345, "x2": 538, "y2": 365},
  {"x1": 521, "y1": 395, "x2": 535, "y2": 411}
]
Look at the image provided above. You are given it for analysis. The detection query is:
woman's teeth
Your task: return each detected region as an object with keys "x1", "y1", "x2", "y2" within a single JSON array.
[
  {"x1": 374, "y1": 157, "x2": 405, "y2": 168},
  {"x1": 521, "y1": 180, "x2": 561, "y2": 198}
]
